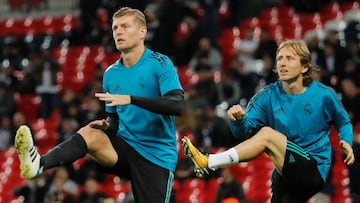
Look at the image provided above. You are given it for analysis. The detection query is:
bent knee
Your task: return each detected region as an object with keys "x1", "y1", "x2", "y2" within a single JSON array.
[
  {"x1": 257, "y1": 126, "x2": 276, "y2": 136},
  {"x1": 257, "y1": 127, "x2": 287, "y2": 162},
  {"x1": 257, "y1": 126, "x2": 286, "y2": 142},
  {"x1": 77, "y1": 125, "x2": 109, "y2": 151}
]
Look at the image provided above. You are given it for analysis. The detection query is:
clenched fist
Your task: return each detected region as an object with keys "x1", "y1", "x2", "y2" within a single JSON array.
[{"x1": 227, "y1": 104, "x2": 246, "y2": 121}]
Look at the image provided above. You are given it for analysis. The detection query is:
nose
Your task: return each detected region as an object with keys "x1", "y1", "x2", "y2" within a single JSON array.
[
  {"x1": 113, "y1": 27, "x2": 123, "y2": 36},
  {"x1": 277, "y1": 58, "x2": 286, "y2": 66},
  {"x1": 114, "y1": 30, "x2": 121, "y2": 36}
]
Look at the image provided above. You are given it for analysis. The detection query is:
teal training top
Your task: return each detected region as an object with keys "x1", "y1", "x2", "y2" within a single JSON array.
[
  {"x1": 230, "y1": 81, "x2": 353, "y2": 181},
  {"x1": 102, "y1": 48, "x2": 183, "y2": 172}
]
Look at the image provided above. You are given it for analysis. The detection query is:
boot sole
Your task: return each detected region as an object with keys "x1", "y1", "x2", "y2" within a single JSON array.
[
  {"x1": 15, "y1": 126, "x2": 36, "y2": 179},
  {"x1": 182, "y1": 138, "x2": 208, "y2": 177}
]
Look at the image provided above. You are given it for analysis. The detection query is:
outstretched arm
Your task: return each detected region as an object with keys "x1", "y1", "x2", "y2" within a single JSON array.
[{"x1": 95, "y1": 89, "x2": 184, "y2": 116}]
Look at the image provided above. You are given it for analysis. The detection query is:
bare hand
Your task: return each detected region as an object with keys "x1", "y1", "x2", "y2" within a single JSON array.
[
  {"x1": 95, "y1": 93, "x2": 131, "y2": 106},
  {"x1": 88, "y1": 119, "x2": 109, "y2": 130},
  {"x1": 227, "y1": 104, "x2": 246, "y2": 121},
  {"x1": 340, "y1": 140, "x2": 355, "y2": 165}
]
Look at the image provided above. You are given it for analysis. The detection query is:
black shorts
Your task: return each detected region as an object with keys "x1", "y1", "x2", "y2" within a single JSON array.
[
  {"x1": 271, "y1": 140, "x2": 325, "y2": 203},
  {"x1": 97, "y1": 133, "x2": 175, "y2": 203}
]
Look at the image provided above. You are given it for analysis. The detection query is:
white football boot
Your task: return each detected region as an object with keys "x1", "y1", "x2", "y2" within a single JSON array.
[{"x1": 15, "y1": 125, "x2": 42, "y2": 179}]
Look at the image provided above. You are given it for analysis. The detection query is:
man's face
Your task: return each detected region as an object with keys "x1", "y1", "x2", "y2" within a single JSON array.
[
  {"x1": 276, "y1": 46, "x2": 307, "y2": 82},
  {"x1": 112, "y1": 15, "x2": 146, "y2": 52}
]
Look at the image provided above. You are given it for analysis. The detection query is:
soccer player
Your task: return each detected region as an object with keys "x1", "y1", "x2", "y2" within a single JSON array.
[
  {"x1": 182, "y1": 39, "x2": 355, "y2": 202},
  {"x1": 15, "y1": 7, "x2": 184, "y2": 203}
]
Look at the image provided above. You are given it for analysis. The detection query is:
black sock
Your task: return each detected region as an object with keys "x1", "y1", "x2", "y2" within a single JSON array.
[{"x1": 40, "y1": 133, "x2": 88, "y2": 171}]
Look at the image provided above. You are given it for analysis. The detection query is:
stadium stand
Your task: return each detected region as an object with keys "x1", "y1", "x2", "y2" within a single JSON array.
[{"x1": 0, "y1": 0, "x2": 359, "y2": 202}]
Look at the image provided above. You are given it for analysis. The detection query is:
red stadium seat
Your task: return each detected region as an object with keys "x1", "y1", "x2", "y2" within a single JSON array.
[
  {"x1": 176, "y1": 178, "x2": 206, "y2": 203},
  {"x1": 239, "y1": 17, "x2": 259, "y2": 30},
  {"x1": 340, "y1": 1, "x2": 359, "y2": 12},
  {"x1": 328, "y1": 127, "x2": 351, "y2": 201},
  {"x1": 321, "y1": 2, "x2": 341, "y2": 13},
  {"x1": 21, "y1": 16, "x2": 38, "y2": 35},
  {"x1": 0, "y1": 18, "x2": 15, "y2": 36},
  {"x1": 259, "y1": 7, "x2": 279, "y2": 20},
  {"x1": 29, "y1": 118, "x2": 58, "y2": 154},
  {"x1": 277, "y1": 5, "x2": 294, "y2": 18},
  {"x1": 176, "y1": 65, "x2": 194, "y2": 91},
  {"x1": 53, "y1": 14, "x2": 78, "y2": 33},
  {"x1": 97, "y1": 9, "x2": 109, "y2": 29},
  {"x1": 8, "y1": 0, "x2": 23, "y2": 10},
  {"x1": 101, "y1": 176, "x2": 131, "y2": 199},
  {"x1": 320, "y1": 10, "x2": 343, "y2": 23},
  {"x1": 37, "y1": 15, "x2": 57, "y2": 34},
  {"x1": 28, "y1": 0, "x2": 42, "y2": 9},
  {"x1": 206, "y1": 178, "x2": 221, "y2": 203},
  {"x1": 217, "y1": 27, "x2": 240, "y2": 69},
  {"x1": 173, "y1": 21, "x2": 191, "y2": 42},
  {"x1": 0, "y1": 20, "x2": 8, "y2": 36},
  {"x1": 14, "y1": 93, "x2": 41, "y2": 122},
  {"x1": 281, "y1": 24, "x2": 303, "y2": 39},
  {"x1": 299, "y1": 13, "x2": 323, "y2": 33}
]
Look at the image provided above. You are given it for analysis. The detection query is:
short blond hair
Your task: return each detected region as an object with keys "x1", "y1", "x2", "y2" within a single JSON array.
[
  {"x1": 112, "y1": 7, "x2": 146, "y2": 26},
  {"x1": 276, "y1": 39, "x2": 320, "y2": 86}
]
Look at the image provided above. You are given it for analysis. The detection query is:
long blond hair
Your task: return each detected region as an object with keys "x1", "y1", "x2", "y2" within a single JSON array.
[{"x1": 276, "y1": 39, "x2": 320, "y2": 86}]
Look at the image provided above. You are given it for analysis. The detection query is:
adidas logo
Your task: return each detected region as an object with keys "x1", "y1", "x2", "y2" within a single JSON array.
[
  {"x1": 229, "y1": 155, "x2": 234, "y2": 163},
  {"x1": 115, "y1": 84, "x2": 121, "y2": 91},
  {"x1": 29, "y1": 146, "x2": 38, "y2": 162},
  {"x1": 277, "y1": 107, "x2": 284, "y2": 114},
  {"x1": 289, "y1": 154, "x2": 295, "y2": 163}
]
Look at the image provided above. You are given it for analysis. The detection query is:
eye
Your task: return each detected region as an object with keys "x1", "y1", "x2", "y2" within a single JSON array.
[
  {"x1": 121, "y1": 24, "x2": 130, "y2": 28},
  {"x1": 287, "y1": 56, "x2": 295, "y2": 60}
]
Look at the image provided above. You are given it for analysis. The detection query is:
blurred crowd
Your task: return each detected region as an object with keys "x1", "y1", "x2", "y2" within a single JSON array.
[{"x1": 1, "y1": 0, "x2": 360, "y2": 203}]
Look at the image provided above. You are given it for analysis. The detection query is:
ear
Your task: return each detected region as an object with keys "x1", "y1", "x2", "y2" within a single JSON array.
[
  {"x1": 140, "y1": 26, "x2": 147, "y2": 37},
  {"x1": 301, "y1": 65, "x2": 309, "y2": 73}
]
